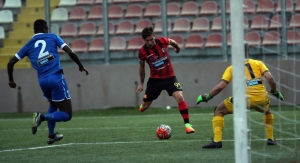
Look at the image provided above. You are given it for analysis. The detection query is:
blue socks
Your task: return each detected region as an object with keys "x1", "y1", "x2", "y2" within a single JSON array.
[{"x1": 45, "y1": 106, "x2": 70, "y2": 135}]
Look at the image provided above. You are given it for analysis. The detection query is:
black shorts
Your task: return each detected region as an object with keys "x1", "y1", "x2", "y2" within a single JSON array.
[{"x1": 143, "y1": 76, "x2": 183, "y2": 102}]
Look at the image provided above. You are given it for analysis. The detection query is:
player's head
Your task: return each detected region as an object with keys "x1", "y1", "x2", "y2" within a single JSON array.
[
  {"x1": 34, "y1": 19, "x2": 49, "y2": 34},
  {"x1": 142, "y1": 26, "x2": 156, "y2": 48}
]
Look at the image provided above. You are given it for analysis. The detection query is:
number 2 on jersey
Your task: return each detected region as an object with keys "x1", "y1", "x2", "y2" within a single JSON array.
[
  {"x1": 35, "y1": 40, "x2": 55, "y2": 67},
  {"x1": 35, "y1": 40, "x2": 49, "y2": 58}
]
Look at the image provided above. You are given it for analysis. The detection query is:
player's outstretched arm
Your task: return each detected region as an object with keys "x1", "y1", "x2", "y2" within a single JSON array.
[
  {"x1": 63, "y1": 45, "x2": 89, "y2": 75},
  {"x1": 169, "y1": 39, "x2": 180, "y2": 53},
  {"x1": 7, "y1": 56, "x2": 19, "y2": 88},
  {"x1": 263, "y1": 71, "x2": 284, "y2": 101},
  {"x1": 196, "y1": 80, "x2": 228, "y2": 104}
]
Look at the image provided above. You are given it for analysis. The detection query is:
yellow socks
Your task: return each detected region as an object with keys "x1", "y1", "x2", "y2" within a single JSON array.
[
  {"x1": 212, "y1": 116, "x2": 224, "y2": 142},
  {"x1": 263, "y1": 114, "x2": 274, "y2": 140}
]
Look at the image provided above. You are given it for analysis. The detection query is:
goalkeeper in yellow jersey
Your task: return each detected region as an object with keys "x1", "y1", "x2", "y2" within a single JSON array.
[{"x1": 196, "y1": 46, "x2": 284, "y2": 149}]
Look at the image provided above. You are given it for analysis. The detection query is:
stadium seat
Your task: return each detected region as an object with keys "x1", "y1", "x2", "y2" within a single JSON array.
[
  {"x1": 219, "y1": 0, "x2": 230, "y2": 13},
  {"x1": 296, "y1": 0, "x2": 300, "y2": 12},
  {"x1": 69, "y1": 7, "x2": 86, "y2": 20},
  {"x1": 0, "y1": 10, "x2": 13, "y2": 23},
  {"x1": 60, "y1": 23, "x2": 78, "y2": 37},
  {"x1": 77, "y1": 0, "x2": 94, "y2": 5},
  {"x1": 51, "y1": 8, "x2": 68, "y2": 21},
  {"x1": 211, "y1": 17, "x2": 229, "y2": 31},
  {"x1": 154, "y1": 19, "x2": 171, "y2": 33},
  {"x1": 88, "y1": 38, "x2": 104, "y2": 52},
  {"x1": 108, "y1": 5, "x2": 123, "y2": 19},
  {"x1": 289, "y1": 14, "x2": 300, "y2": 28},
  {"x1": 114, "y1": 0, "x2": 130, "y2": 3},
  {"x1": 131, "y1": 0, "x2": 147, "y2": 2},
  {"x1": 0, "y1": 0, "x2": 3, "y2": 8},
  {"x1": 50, "y1": 24, "x2": 59, "y2": 35},
  {"x1": 95, "y1": 0, "x2": 113, "y2": 4},
  {"x1": 199, "y1": 1, "x2": 218, "y2": 15},
  {"x1": 134, "y1": 19, "x2": 152, "y2": 34},
  {"x1": 205, "y1": 33, "x2": 222, "y2": 47},
  {"x1": 87, "y1": 6, "x2": 102, "y2": 20},
  {"x1": 256, "y1": 0, "x2": 274, "y2": 13},
  {"x1": 125, "y1": 4, "x2": 143, "y2": 18},
  {"x1": 115, "y1": 20, "x2": 134, "y2": 34},
  {"x1": 243, "y1": 0, "x2": 256, "y2": 14},
  {"x1": 78, "y1": 22, "x2": 96, "y2": 36},
  {"x1": 94, "y1": 21, "x2": 111, "y2": 34},
  {"x1": 269, "y1": 15, "x2": 282, "y2": 29},
  {"x1": 287, "y1": 30, "x2": 300, "y2": 44},
  {"x1": 127, "y1": 36, "x2": 144, "y2": 50},
  {"x1": 0, "y1": 26, "x2": 4, "y2": 39},
  {"x1": 167, "y1": 2, "x2": 180, "y2": 16},
  {"x1": 169, "y1": 34, "x2": 184, "y2": 48},
  {"x1": 181, "y1": 1, "x2": 198, "y2": 16},
  {"x1": 276, "y1": 0, "x2": 293, "y2": 12},
  {"x1": 172, "y1": 18, "x2": 191, "y2": 32},
  {"x1": 97, "y1": 21, "x2": 115, "y2": 35},
  {"x1": 250, "y1": 15, "x2": 269, "y2": 30},
  {"x1": 262, "y1": 31, "x2": 281, "y2": 46},
  {"x1": 3, "y1": 0, "x2": 21, "y2": 8},
  {"x1": 227, "y1": 33, "x2": 231, "y2": 46},
  {"x1": 71, "y1": 38, "x2": 88, "y2": 53},
  {"x1": 58, "y1": 0, "x2": 77, "y2": 6},
  {"x1": 144, "y1": 3, "x2": 161, "y2": 17},
  {"x1": 185, "y1": 34, "x2": 204, "y2": 48},
  {"x1": 191, "y1": 17, "x2": 210, "y2": 32},
  {"x1": 110, "y1": 37, "x2": 126, "y2": 51},
  {"x1": 245, "y1": 31, "x2": 261, "y2": 46}
]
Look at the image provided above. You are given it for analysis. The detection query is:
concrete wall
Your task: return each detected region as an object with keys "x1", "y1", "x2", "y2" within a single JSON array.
[{"x1": 0, "y1": 60, "x2": 298, "y2": 113}]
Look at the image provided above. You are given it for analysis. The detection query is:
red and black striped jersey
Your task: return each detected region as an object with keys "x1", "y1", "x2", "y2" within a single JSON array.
[{"x1": 138, "y1": 37, "x2": 175, "y2": 79}]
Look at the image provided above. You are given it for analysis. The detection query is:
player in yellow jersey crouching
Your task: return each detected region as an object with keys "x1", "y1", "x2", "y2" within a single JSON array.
[{"x1": 196, "y1": 45, "x2": 284, "y2": 149}]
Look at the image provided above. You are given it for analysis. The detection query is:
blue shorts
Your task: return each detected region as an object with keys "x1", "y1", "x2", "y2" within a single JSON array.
[{"x1": 39, "y1": 73, "x2": 71, "y2": 102}]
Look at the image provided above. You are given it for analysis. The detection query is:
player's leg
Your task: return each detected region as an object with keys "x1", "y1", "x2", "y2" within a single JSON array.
[
  {"x1": 202, "y1": 97, "x2": 233, "y2": 149},
  {"x1": 172, "y1": 91, "x2": 194, "y2": 134},
  {"x1": 261, "y1": 97, "x2": 276, "y2": 145},
  {"x1": 139, "y1": 78, "x2": 161, "y2": 112}
]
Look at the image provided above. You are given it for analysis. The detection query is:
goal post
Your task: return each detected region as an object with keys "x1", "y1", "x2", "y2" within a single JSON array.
[{"x1": 230, "y1": 0, "x2": 249, "y2": 163}]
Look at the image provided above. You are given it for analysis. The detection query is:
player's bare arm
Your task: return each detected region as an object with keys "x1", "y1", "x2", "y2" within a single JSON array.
[
  {"x1": 169, "y1": 39, "x2": 180, "y2": 53},
  {"x1": 263, "y1": 71, "x2": 276, "y2": 90},
  {"x1": 209, "y1": 80, "x2": 228, "y2": 97},
  {"x1": 7, "y1": 56, "x2": 19, "y2": 88},
  {"x1": 136, "y1": 61, "x2": 145, "y2": 93},
  {"x1": 63, "y1": 45, "x2": 89, "y2": 75}
]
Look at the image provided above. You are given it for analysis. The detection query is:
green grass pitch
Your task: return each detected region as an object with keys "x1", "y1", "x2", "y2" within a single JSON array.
[{"x1": 0, "y1": 106, "x2": 299, "y2": 163}]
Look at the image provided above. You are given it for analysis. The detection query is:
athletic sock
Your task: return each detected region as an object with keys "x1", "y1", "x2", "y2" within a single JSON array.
[
  {"x1": 263, "y1": 114, "x2": 274, "y2": 140},
  {"x1": 178, "y1": 101, "x2": 189, "y2": 124},
  {"x1": 212, "y1": 116, "x2": 224, "y2": 142},
  {"x1": 47, "y1": 106, "x2": 58, "y2": 135},
  {"x1": 44, "y1": 111, "x2": 70, "y2": 122}
]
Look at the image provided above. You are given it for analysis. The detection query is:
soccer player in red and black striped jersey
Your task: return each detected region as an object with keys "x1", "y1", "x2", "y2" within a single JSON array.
[{"x1": 136, "y1": 26, "x2": 195, "y2": 134}]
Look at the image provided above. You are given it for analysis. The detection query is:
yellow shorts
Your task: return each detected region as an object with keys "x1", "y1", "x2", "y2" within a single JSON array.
[{"x1": 223, "y1": 94, "x2": 270, "y2": 113}]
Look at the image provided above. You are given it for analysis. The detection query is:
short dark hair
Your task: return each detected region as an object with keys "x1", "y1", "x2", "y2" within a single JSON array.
[
  {"x1": 141, "y1": 26, "x2": 154, "y2": 39},
  {"x1": 34, "y1": 19, "x2": 48, "y2": 33}
]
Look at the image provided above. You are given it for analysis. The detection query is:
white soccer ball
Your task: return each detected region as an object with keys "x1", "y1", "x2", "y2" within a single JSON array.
[
  {"x1": 156, "y1": 124, "x2": 172, "y2": 139},
  {"x1": 166, "y1": 106, "x2": 171, "y2": 109}
]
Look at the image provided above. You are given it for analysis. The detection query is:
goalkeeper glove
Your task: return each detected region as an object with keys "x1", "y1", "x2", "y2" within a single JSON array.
[
  {"x1": 196, "y1": 93, "x2": 213, "y2": 104},
  {"x1": 270, "y1": 89, "x2": 284, "y2": 101}
]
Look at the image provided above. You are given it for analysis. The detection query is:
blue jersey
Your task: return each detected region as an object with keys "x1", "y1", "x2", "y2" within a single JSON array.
[{"x1": 15, "y1": 33, "x2": 66, "y2": 78}]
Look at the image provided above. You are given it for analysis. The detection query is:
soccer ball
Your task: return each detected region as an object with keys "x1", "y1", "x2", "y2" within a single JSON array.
[{"x1": 156, "y1": 124, "x2": 172, "y2": 140}]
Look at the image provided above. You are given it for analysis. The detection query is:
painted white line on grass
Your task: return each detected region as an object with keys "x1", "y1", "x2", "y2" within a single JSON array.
[
  {"x1": 1, "y1": 137, "x2": 300, "y2": 153},
  {"x1": 0, "y1": 113, "x2": 214, "y2": 121}
]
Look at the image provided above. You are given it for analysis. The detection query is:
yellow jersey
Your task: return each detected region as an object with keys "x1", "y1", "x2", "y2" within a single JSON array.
[{"x1": 221, "y1": 59, "x2": 269, "y2": 95}]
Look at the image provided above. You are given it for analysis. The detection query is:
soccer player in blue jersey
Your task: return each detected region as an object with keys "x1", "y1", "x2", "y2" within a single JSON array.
[{"x1": 7, "y1": 19, "x2": 89, "y2": 144}]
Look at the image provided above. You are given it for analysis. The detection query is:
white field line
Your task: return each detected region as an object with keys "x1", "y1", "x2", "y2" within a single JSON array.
[
  {"x1": 0, "y1": 113, "x2": 214, "y2": 121},
  {"x1": 1, "y1": 137, "x2": 300, "y2": 153}
]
